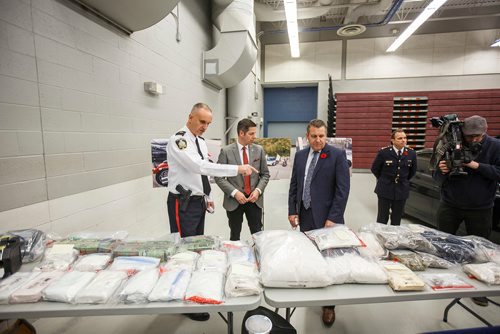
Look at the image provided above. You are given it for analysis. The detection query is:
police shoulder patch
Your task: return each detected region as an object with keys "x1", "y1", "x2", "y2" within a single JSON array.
[
  {"x1": 175, "y1": 131, "x2": 186, "y2": 136},
  {"x1": 175, "y1": 138, "x2": 188, "y2": 150}
]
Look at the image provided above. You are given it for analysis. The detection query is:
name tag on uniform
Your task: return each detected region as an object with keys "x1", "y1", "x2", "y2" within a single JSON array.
[{"x1": 385, "y1": 160, "x2": 393, "y2": 165}]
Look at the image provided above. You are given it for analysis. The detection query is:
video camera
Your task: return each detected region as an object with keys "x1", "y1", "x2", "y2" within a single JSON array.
[{"x1": 429, "y1": 114, "x2": 481, "y2": 177}]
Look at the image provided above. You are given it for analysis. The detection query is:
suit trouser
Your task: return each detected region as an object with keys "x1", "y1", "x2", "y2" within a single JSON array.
[
  {"x1": 377, "y1": 196, "x2": 406, "y2": 226},
  {"x1": 437, "y1": 201, "x2": 492, "y2": 238},
  {"x1": 167, "y1": 193, "x2": 206, "y2": 237},
  {"x1": 226, "y1": 202, "x2": 262, "y2": 241}
]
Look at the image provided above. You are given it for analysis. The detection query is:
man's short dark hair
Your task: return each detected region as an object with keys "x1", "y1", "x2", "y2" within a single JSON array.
[
  {"x1": 237, "y1": 118, "x2": 257, "y2": 135},
  {"x1": 307, "y1": 119, "x2": 327, "y2": 133},
  {"x1": 391, "y1": 128, "x2": 405, "y2": 139}
]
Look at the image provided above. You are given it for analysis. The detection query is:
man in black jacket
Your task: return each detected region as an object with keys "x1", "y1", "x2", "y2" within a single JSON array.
[{"x1": 433, "y1": 115, "x2": 500, "y2": 306}]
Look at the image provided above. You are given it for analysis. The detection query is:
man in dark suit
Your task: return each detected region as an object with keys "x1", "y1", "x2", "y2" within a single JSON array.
[
  {"x1": 215, "y1": 119, "x2": 270, "y2": 240},
  {"x1": 288, "y1": 119, "x2": 350, "y2": 327},
  {"x1": 371, "y1": 128, "x2": 417, "y2": 226}
]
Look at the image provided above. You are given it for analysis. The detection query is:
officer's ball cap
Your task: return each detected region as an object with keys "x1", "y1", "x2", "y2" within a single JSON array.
[{"x1": 462, "y1": 115, "x2": 487, "y2": 135}]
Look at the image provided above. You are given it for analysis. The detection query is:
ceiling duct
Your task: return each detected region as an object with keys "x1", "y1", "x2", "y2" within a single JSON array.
[
  {"x1": 72, "y1": 0, "x2": 180, "y2": 34},
  {"x1": 337, "y1": 24, "x2": 367, "y2": 36},
  {"x1": 202, "y1": 0, "x2": 257, "y2": 90}
]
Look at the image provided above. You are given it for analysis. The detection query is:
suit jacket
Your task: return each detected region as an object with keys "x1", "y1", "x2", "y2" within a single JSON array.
[
  {"x1": 288, "y1": 144, "x2": 350, "y2": 229},
  {"x1": 371, "y1": 146, "x2": 417, "y2": 200},
  {"x1": 215, "y1": 143, "x2": 270, "y2": 211}
]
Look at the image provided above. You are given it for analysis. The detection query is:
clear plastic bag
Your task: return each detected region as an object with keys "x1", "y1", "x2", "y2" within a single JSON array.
[
  {"x1": 108, "y1": 256, "x2": 160, "y2": 275},
  {"x1": 9, "y1": 229, "x2": 46, "y2": 263},
  {"x1": 42, "y1": 271, "x2": 96, "y2": 303},
  {"x1": 72, "y1": 253, "x2": 112, "y2": 272},
  {"x1": 389, "y1": 250, "x2": 427, "y2": 271},
  {"x1": 463, "y1": 262, "x2": 500, "y2": 285},
  {"x1": 305, "y1": 225, "x2": 363, "y2": 250},
  {"x1": 360, "y1": 223, "x2": 435, "y2": 253},
  {"x1": 185, "y1": 271, "x2": 225, "y2": 304},
  {"x1": 148, "y1": 269, "x2": 191, "y2": 302},
  {"x1": 36, "y1": 245, "x2": 79, "y2": 271},
  {"x1": 162, "y1": 251, "x2": 199, "y2": 272},
  {"x1": 420, "y1": 273, "x2": 474, "y2": 290},
  {"x1": 225, "y1": 263, "x2": 262, "y2": 297},
  {"x1": 119, "y1": 268, "x2": 160, "y2": 303},
  {"x1": 74, "y1": 270, "x2": 128, "y2": 304},
  {"x1": 10, "y1": 271, "x2": 65, "y2": 303},
  {"x1": 380, "y1": 260, "x2": 425, "y2": 291},
  {"x1": 196, "y1": 250, "x2": 227, "y2": 273},
  {"x1": 323, "y1": 249, "x2": 387, "y2": 284},
  {"x1": 0, "y1": 272, "x2": 41, "y2": 304},
  {"x1": 253, "y1": 230, "x2": 331, "y2": 288}
]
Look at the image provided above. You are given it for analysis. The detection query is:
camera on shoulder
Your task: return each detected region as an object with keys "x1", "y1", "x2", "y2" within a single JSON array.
[{"x1": 429, "y1": 114, "x2": 481, "y2": 177}]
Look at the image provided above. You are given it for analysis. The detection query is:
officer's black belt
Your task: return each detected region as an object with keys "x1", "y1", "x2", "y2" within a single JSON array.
[{"x1": 171, "y1": 193, "x2": 204, "y2": 200}]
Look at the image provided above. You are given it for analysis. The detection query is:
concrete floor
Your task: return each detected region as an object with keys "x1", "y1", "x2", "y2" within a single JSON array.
[{"x1": 30, "y1": 174, "x2": 500, "y2": 333}]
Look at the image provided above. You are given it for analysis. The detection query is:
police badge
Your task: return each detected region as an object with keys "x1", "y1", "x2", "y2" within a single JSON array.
[{"x1": 176, "y1": 138, "x2": 187, "y2": 150}]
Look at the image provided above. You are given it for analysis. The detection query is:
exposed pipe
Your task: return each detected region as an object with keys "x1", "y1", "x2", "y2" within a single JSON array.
[{"x1": 261, "y1": 0, "x2": 405, "y2": 35}]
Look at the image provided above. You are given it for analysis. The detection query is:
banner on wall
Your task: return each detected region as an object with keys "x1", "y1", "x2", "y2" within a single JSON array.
[{"x1": 150, "y1": 138, "x2": 222, "y2": 188}]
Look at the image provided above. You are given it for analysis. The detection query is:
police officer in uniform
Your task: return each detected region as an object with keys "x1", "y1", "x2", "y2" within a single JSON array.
[
  {"x1": 166, "y1": 103, "x2": 257, "y2": 322},
  {"x1": 371, "y1": 128, "x2": 417, "y2": 225}
]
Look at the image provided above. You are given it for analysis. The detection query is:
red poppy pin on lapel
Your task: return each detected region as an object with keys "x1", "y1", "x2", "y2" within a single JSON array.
[
  {"x1": 403, "y1": 150, "x2": 408, "y2": 156},
  {"x1": 320, "y1": 153, "x2": 327, "y2": 159}
]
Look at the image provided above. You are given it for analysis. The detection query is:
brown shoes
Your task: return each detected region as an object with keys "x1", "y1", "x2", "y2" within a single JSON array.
[{"x1": 322, "y1": 306, "x2": 336, "y2": 327}]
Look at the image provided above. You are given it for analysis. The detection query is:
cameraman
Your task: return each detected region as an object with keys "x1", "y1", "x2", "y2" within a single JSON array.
[{"x1": 433, "y1": 115, "x2": 500, "y2": 306}]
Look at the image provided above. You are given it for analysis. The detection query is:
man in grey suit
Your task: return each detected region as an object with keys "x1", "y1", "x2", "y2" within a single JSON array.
[{"x1": 215, "y1": 119, "x2": 270, "y2": 240}]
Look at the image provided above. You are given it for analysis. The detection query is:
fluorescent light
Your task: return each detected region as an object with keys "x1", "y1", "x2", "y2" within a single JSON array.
[
  {"x1": 491, "y1": 39, "x2": 500, "y2": 47},
  {"x1": 387, "y1": 0, "x2": 448, "y2": 52},
  {"x1": 284, "y1": 0, "x2": 300, "y2": 58}
]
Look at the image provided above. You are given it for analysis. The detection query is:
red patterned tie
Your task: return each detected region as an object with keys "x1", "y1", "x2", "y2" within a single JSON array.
[{"x1": 242, "y1": 146, "x2": 251, "y2": 195}]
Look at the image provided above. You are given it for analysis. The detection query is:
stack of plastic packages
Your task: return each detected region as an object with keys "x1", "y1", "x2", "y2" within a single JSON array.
[{"x1": 222, "y1": 240, "x2": 261, "y2": 297}]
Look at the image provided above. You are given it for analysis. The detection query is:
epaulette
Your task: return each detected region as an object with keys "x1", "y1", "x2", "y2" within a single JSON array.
[
  {"x1": 175, "y1": 131, "x2": 186, "y2": 136},
  {"x1": 380, "y1": 145, "x2": 391, "y2": 150},
  {"x1": 198, "y1": 136, "x2": 205, "y2": 141},
  {"x1": 407, "y1": 147, "x2": 414, "y2": 150}
]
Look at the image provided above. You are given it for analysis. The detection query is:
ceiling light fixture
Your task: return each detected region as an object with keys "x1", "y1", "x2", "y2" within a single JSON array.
[
  {"x1": 284, "y1": 0, "x2": 300, "y2": 58},
  {"x1": 386, "y1": 0, "x2": 447, "y2": 52},
  {"x1": 491, "y1": 39, "x2": 500, "y2": 47}
]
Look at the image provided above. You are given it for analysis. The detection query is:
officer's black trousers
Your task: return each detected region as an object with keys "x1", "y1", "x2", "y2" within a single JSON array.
[
  {"x1": 167, "y1": 193, "x2": 206, "y2": 237},
  {"x1": 377, "y1": 196, "x2": 406, "y2": 226}
]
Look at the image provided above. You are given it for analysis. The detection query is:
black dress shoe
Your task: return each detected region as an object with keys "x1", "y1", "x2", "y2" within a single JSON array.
[
  {"x1": 184, "y1": 313, "x2": 210, "y2": 321},
  {"x1": 322, "y1": 306, "x2": 336, "y2": 327}
]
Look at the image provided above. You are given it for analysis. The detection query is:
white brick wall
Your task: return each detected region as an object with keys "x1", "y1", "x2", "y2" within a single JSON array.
[{"x1": 0, "y1": 0, "x2": 224, "y2": 221}]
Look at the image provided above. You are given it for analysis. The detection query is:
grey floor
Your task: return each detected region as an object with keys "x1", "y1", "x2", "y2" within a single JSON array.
[{"x1": 31, "y1": 173, "x2": 500, "y2": 333}]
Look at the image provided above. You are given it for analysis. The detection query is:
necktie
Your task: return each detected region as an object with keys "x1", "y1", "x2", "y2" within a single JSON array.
[
  {"x1": 195, "y1": 137, "x2": 211, "y2": 196},
  {"x1": 242, "y1": 146, "x2": 251, "y2": 195},
  {"x1": 302, "y1": 151, "x2": 319, "y2": 210},
  {"x1": 397, "y1": 150, "x2": 402, "y2": 158}
]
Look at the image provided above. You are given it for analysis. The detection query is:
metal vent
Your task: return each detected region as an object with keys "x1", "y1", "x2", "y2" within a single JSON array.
[{"x1": 336, "y1": 24, "x2": 367, "y2": 37}]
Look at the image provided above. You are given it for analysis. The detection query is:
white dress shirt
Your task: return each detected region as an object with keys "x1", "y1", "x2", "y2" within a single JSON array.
[{"x1": 167, "y1": 126, "x2": 238, "y2": 196}]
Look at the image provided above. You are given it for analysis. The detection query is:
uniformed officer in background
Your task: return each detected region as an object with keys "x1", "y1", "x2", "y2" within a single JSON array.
[
  {"x1": 371, "y1": 128, "x2": 417, "y2": 225},
  {"x1": 166, "y1": 103, "x2": 257, "y2": 322}
]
